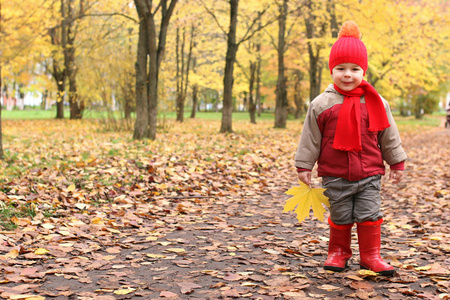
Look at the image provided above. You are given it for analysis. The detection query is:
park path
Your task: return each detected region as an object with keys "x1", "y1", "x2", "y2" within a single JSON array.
[{"x1": 0, "y1": 126, "x2": 448, "y2": 300}]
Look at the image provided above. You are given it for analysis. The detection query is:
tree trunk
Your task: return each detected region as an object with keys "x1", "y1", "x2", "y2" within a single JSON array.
[
  {"x1": 215, "y1": 90, "x2": 219, "y2": 112},
  {"x1": 305, "y1": 0, "x2": 324, "y2": 102},
  {"x1": 328, "y1": 0, "x2": 339, "y2": 38},
  {"x1": 147, "y1": 16, "x2": 158, "y2": 140},
  {"x1": 66, "y1": 8, "x2": 82, "y2": 120},
  {"x1": 220, "y1": 0, "x2": 239, "y2": 133},
  {"x1": 256, "y1": 44, "x2": 262, "y2": 117},
  {"x1": 175, "y1": 27, "x2": 183, "y2": 122},
  {"x1": 190, "y1": 56, "x2": 198, "y2": 119},
  {"x1": 248, "y1": 62, "x2": 256, "y2": 124},
  {"x1": 414, "y1": 95, "x2": 424, "y2": 119},
  {"x1": 176, "y1": 24, "x2": 194, "y2": 123},
  {"x1": 293, "y1": 70, "x2": 304, "y2": 119},
  {"x1": 190, "y1": 84, "x2": 198, "y2": 119},
  {"x1": 49, "y1": 1, "x2": 67, "y2": 119},
  {"x1": 65, "y1": 0, "x2": 82, "y2": 119},
  {"x1": 55, "y1": 74, "x2": 65, "y2": 118},
  {"x1": 274, "y1": 0, "x2": 288, "y2": 129},
  {"x1": 41, "y1": 90, "x2": 46, "y2": 110},
  {"x1": 133, "y1": 17, "x2": 149, "y2": 139},
  {"x1": 68, "y1": 72, "x2": 82, "y2": 118},
  {"x1": 124, "y1": 97, "x2": 133, "y2": 119},
  {"x1": 133, "y1": 0, "x2": 177, "y2": 140},
  {"x1": 123, "y1": 28, "x2": 135, "y2": 120},
  {"x1": 121, "y1": 67, "x2": 134, "y2": 120}
]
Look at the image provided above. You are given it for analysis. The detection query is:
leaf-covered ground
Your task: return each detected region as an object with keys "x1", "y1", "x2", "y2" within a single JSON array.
[{"x1": 0, "y1": 118, "x2": 448, "y2": 300}]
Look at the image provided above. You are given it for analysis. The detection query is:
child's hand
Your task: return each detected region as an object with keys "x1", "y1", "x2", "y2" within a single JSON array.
[
  {"x1": 389, "y1": 169, "x2": 404, "y2": 184},
  {"x1": 297, "y1": 171, "x2": 312, "y2": 186}
]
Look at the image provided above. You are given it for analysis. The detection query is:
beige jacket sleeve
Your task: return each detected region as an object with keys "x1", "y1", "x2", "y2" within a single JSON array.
[
  {"x1": 378, "y1": 99, "x2": 407, "y2": 166},
  {"x1": 294, "y1": 101, "x2": 322, "y2": 170}
]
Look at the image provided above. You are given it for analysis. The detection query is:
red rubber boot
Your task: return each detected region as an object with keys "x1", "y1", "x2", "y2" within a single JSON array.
[
  {"x1": 323, "y1": 218, "x2": 353, "y2": 272},
  {"x1": 357, "y1": 219, "x2": 395, "y2": 276}
]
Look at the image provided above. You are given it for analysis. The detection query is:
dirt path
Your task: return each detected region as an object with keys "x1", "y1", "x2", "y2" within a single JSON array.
[{"x1": 0, "y1": 127, "x2": 448, "y2": 300}]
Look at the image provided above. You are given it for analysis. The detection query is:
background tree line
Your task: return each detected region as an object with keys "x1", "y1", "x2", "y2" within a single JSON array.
[{"x1": 1, "y1": 0, "x2": 448, "y2": 141}]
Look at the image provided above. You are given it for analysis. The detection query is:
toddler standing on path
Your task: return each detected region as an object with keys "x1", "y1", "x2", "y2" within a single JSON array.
[{"x1": 294, "y1": 21, "x2": 407, "y2": 276}]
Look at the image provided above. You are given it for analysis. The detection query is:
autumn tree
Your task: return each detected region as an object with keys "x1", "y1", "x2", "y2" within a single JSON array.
[
  {"x1": 189, "y1": 59, "x2": 199, "y2": 119},
  {"x1": 273, "y1": 0, "x2": 288, "y2": 128},
  {"x1": 199, "y1": 0, "x2": 272, "y2": 133},
  {"x1": 49, "y1": 1, "x2": 67, "y2": 119},
  {"x1": 175, "y1": 20, "x2": 195, "y2": 123},
  {"x1": 292, "y1": 69, "x2": 305, "y2": 119},
  {"x1": 133, "y1": 0, "x2": 177, "y2": 140},
  {"x1": 1, "y1": 0, "x2": 53, "y2": 157},
  {"x1": 235, "y1": 22, "x2": 262, "y2": 123},
  {"x1": 75, "y1": 4, "x2": 137, "y2": 120},
  {"x1": 303, "y1": 0, "x2": 330, "y2": 102},
  {"x1": 235, "y1": 39, "x2": 258, "y2": 123},
  {"x1": 1, "y1": 0, "x2": 51, "y2": 110},
  {"x1": 48, "y1": 0, "x2": 92, "y2": 119},
  {"x1": 220, "y1": 0, "x2": 238, "y2": 133}
]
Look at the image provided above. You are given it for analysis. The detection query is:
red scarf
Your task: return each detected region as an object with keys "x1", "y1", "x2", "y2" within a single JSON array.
[{"x1": 333, "y1": 80, "x2": 390, "y2": 152}]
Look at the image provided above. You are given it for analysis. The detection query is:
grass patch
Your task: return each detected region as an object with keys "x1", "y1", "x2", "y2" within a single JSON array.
[
  {"x1": 0, "y1": 109, "x2": 120, "y2": 120},
  {"x1": 1, "y1": 108, "x2": 281, "y2": 122},
  {"x1": 395, "y1": 114, "x2": 443, "y2": 131},
  {"x1": 0, "y1": 202, "x2": 37, "y2": 230}
]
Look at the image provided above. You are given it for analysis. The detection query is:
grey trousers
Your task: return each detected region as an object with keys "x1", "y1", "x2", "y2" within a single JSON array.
[{"x1": 322, "y1": 175, "x2": 383, "y2": 225}]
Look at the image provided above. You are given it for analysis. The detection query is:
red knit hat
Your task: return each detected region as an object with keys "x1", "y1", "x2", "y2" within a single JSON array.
[{"x1": 329, "y1": 21, "x2": 368, "y2": 75}]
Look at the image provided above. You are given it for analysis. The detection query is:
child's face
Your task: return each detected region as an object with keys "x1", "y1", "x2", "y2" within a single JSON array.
[{"x1": 331, "y1": 63, "x2": 364, "y2": 92}]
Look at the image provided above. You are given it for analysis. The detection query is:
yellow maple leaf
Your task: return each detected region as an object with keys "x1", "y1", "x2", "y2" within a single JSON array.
[{"x1": 283, "y1": 181, "x2": 330, "y2": 223}]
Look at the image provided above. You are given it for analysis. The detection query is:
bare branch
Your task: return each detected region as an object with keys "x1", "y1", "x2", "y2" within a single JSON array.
[
  {"x1": 235, "y1": 58, "x2": 250, "y2": 82},
  {"x1": 263, "y1": 25, "x2": 278, "y2": 49},
  {"x1": 238, "y1": 5, "x2": 270, "y2": 44},
  {"x1": 72, "y1": 13, "x2": 138, "y2": 23},
  {"x1": 197, "y1": 0, "x2": 227, "y2": 36},
  {"x1": 237, "y1": 10, "x2": 278, "y2": 46},
  {"x1": 153, "y1": 1, "x2": 162, "y2": 15}
]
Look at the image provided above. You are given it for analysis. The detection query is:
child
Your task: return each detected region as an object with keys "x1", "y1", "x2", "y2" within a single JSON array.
[{"x1": 294, "y1": 21, "x2": 407, "y2": 276}]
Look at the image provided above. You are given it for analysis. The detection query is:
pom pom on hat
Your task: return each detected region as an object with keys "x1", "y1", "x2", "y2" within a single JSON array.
[
  {"x1": 329, "y1": 21, "x2": 367, "y2": 75},
  {"x1": 338, "y1": 21, "x2": 361, "y2": 39}
]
